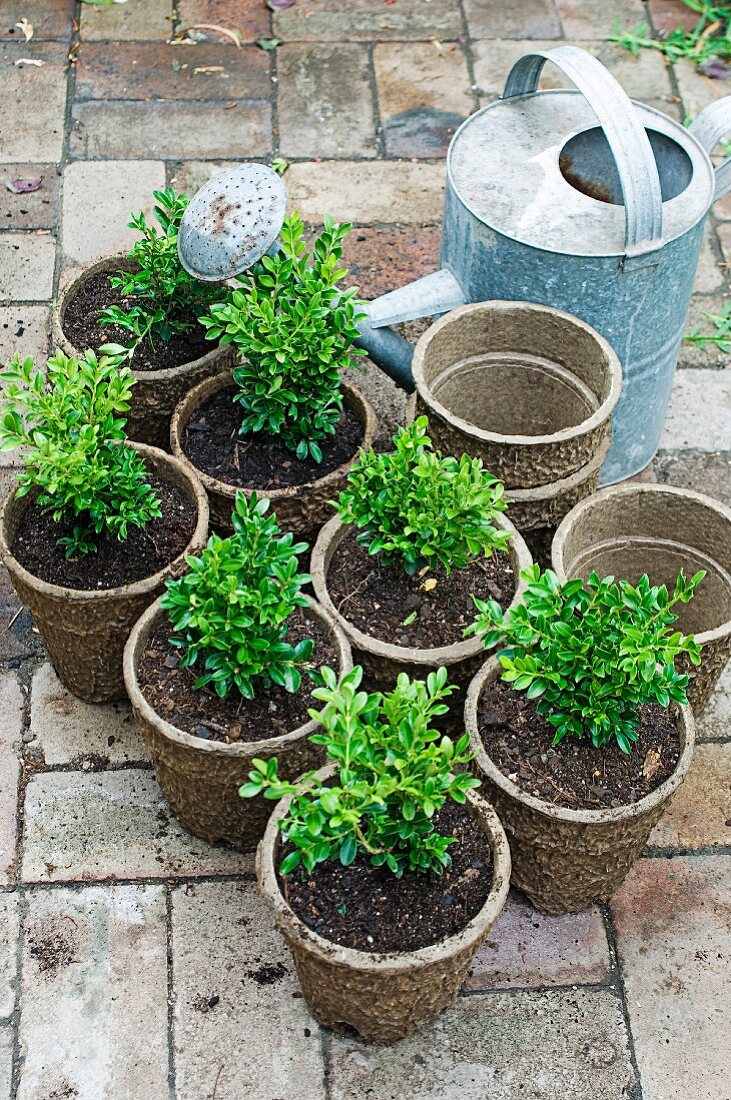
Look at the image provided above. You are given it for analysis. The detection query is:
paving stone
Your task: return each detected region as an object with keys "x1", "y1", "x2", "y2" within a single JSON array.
[
  {"x1": 712, "y1": 219, "x2": 731, "y2": 270},
  {"x1": 696, "y1": 660, "x2": 731, "y2": 741},
  {"x1": 273, "y1": 0, "x2": 461, "y2": 42},
  {"x1": 278, "y1": 44, "x2": 377, "y2": 159},
  {"x1": 0, "y1": 672, "x2": 24, "y2": 888},
  {"x1": 61, "y1": 159, "x2": 166, "y2": 266},
  {"x1": 678, "y1": 292, "x2": 731, "y2": 369},
  {"x1": 286, "y1": 161, "x2": 445, "y2": 225},
  {"x1": 654, "y1": 448, "x2": 731, "y2": 507},
  {"x1": 0, "y1": 43, "x2": 67, "y2": 163},
  {"x1": 0, "y1": 235, "x2": 55, "y2": 303},
  {"x1": 70, "y1": 100, "x2": 272, "y2": 159},
  {"x1": 0, "y1": 560, "x2": 41, "y2": 663},
  {"x1": 0, "y1": 893, "x2": 19, "y2": 1020},
  {"x1": 611, "y1": 856, "x2": 731, "y2": 1100},
  {"x1": 168, "y1": 160, "x2": 238, "y2": 197},
  {"x1": 647, "y1": 0, "x2": 700, "y2": 34},
  {"x1": 21, "y1": 769, "x2": 244, "y2": 882},
  {"x1": 329, "y1": 987, "x2": 637, "y2": 1099},
  {"x1": 1, "y1": 166, "x2": 59, "y2": 231},
  {"x1": 176, "y1": 0, "x2": 271, "y2": 44},
  {"x1": 693, "y1": 228, "x2": 725, "y2": 294},
  {"x1": 556, "y1": 0, "x2": 646, "y2": 38},
  {"x1": 675, "y1": 58, "x2": 726, "y2": 119},
  {"x1": 341, "y1": 225, "x2": 442, "y2": 300},
  {"x1": 464, "y1": 0, "x2": 562, "y2": 39},
  {"x1": 0, "y1": 1028, "x2": 11, "y2": 1100},
  {"x1": 18, "y1": 885, "x2": 168, "y2": 1100},
  {"x1": 465, "y1": 890, "x2": 610, "y2": 991},
  {"x1": 1, "y1": 2, "x2": 75, "y2": 41},
  {"x1": 0, "y1": 306, "x2": 49, "y2": 364},
  {"x1": 28, "y1": 663, "x2": 145, "y2": 767},
  {"x1": 75, "y1": 42, "x2": 270, "y2": 101},
  {"x1": 648, "y1": 743, "x2": 731, "y2": 850},
  {"x1": 80, "y1": 0, "x2": 173, "y2": 42},
  {"x1": 172, "y1": 880, "x2": 325, "y2": 1100},
  {"x1": 661, "y1": 368, "x2": 731, "y2": 451}
]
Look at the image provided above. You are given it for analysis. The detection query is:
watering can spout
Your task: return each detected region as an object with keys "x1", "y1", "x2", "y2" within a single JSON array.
[{"x1": 365, "y1": 268, "x2": 466, "y2": 329}]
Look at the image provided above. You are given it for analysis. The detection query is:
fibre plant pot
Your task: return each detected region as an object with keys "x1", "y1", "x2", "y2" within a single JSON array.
[
  {"x1": 552, "y1": 484, "x2": 731, "y2": 713},
  {"x1": 52, "y1": 254, "x2": 234, "y2": 449},
  {"x1": 311, "y1": 514, "x2": 532, "y2": 707},
  {"x1": 465, "y1": 657, "x2": 695, "y2": 915},
  {"x1": 0, "y1": 444, "x2": 209, "y2": 704},
  {"x1": 123, "y1": 595, "x2": 352, "y2": 850},
  {"x1": 411, "y1": 301, "x2": 621, "y2": 490},
  {"x1": 170, "y1": 370, "x2": 377, "y2": 538},
  {"x1": 256, "y1": 770, "x2": 511, "y2": 1043}
]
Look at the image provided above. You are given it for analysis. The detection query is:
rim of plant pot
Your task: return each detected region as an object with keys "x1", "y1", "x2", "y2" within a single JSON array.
[
  {"x1": 0, "y1": 442, "x2": 209, "y2": 601},
  {"x1": 256, "y1": 763, "x2": 511, "y2": 973},
  {"x1": 123, "y1": 593, "x2": 353, "y2": 759},
  {"x1": 169, "y1": 370, "x2": 378, "y2": 508},
  {"x1": 52, "y1": 253, "x2": 230, "y2": 382},
  {"x1": 311, "y1": 514, "x2": 532, "y2": 669},
  {"x1": 411, "y1": 301, "x2": 622, "y2": 448},
  {"x1": 465, "y1": 655, "x2": 695, "y2": 826},
  {"x1": 551, "y1": 482, "x2": 731, "y2": 648}
]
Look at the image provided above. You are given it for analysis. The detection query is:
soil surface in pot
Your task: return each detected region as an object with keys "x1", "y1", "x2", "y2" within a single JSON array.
[
  {"x1": 281, "y1": 800, "x2": 494, "y2": 952},
  {"x1": 62, "y1": 270, "x2": 212, "y2": 372},
  {"x1": 478, "y1": 678, "x2": 681, "y2": 810},
  {"x1": 182, "y1": 386, "x2": 364, "y2": 490},
  {"x1": 11, "y1": 470, "x2": 196, "y2": 590},
  {"x1": 327, "y1": 531, "x2": 515, "y2": 648},
  {"x1": 137, "y1": 605, "x2": 339, "y2": 743}
]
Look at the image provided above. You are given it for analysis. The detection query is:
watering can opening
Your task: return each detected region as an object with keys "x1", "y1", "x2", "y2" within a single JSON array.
[{"x1": 559, "y1": 127, "x2": 694, "y2": 207}]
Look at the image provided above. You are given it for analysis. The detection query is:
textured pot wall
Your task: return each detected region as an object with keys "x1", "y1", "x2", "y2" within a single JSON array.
[
  {"x1": 52, "y1": 255, "x2": 234, "y2": 449},
  {"x1": 411, "y1": 302, "x2": 621, "y2": 488},
  {"x1": 124, "y1": 596, "x2": 352, "y2": 851},
  {"x1": 552, "y1": 484, "x2": 731, "y2": 713},
  {"x1": 256, "y1": 781, "x2": 511, "y2": 1043},
  {"x1": 170, "y1": 372, "x2": 378, "y2": 538},
  {"x1": 0, "y1": 445, "x2": 209, "y2": 704},
  {"x1": 465, "y1": 657, "x2": 695, "y2": 915}
]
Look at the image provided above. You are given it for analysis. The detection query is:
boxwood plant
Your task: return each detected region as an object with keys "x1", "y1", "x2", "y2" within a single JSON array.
[
  {"x1": 336, "y1": 416, "x2": 511, "y2": 575},
  {"x1": 161, "y1": 492, "x2": 313, "y2": 700},
  {"x1": 467, "y1": 564, "x2": 704, "y2": 754},
  {"x1": 200, "y1": 212, "x2": 366, "y2": 462},
  {"x1": 0, "y1": 349, "x2": 160, "y2": 557},
  {"x1": 240, "y1": 664, "x2": 481, "y2": 876}
]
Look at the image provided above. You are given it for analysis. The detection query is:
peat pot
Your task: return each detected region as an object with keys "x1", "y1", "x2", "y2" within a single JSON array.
[
  {"x1": 0, "y1": 444, "x2": 209, "y2": 703},
  {"x1": 311, "y1": 515, "x2": 532, "y2": 705},
  {"x1": 124, "y1": 596, "x2": 352, "y2": 849},
  {"x1": 256, "y1": 770, "x2": 511, "y2": 1042},
  {"x1": 411, "y1": 301, "x2": 621, "y2": 533},
  {"x1": 465, "y1": 657, "x2": 695, "y2": 914},
  {"x1": 552, "y1": 484, "x2": 731, "y2": 713},
  {"x1": 52, "y1": 255, "x2": 234, "y2": 449},
  {"x1": 170, "y1": 371, "x2": 377, "y2": 537}
]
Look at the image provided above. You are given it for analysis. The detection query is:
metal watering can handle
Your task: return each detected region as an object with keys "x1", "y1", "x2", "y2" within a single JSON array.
[
  {"x1": 502, "y1": 45, "x2": 663, "y2": 254},
  {"x1": 689, "y1": 98, "x2": 731, "y2": 201}
]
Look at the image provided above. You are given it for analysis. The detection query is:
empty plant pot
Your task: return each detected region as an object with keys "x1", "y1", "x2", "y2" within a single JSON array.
[
  {"x1": 0, "y1": 444, "x2": 209, "y2": 703},
  {"x1": 52, "y1": 255, "x2": 234, "y2": 449},
  {"x1": 124, "y1": 595, "x2": 352, "y2": 850},
  {"x1": 465, "y1": 657, "x2": 695, "y2": 915},
  {"x1": 170, "y1": 372, "x2": 377, "y2": 538},
  {"x1": 256, "y1": 772, "x2": 511, "y2": 1043},
  {"x1": 552, "y1": 484, "x2": 731, "y2": 713}
]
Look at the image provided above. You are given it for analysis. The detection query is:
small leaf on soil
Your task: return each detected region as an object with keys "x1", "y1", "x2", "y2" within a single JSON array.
[
  {"x1": 642, "y1": 747, "x2": 662, "y2": 781},
  {"x1": 422, "y1": 577, "x2": 437, "y2": 592},
  {"x1": 6, "y1": 177, "x2": 43, "y2": 193},
  {"x1": 15, "y1": 18, "x2": 34, "y2": 41}
]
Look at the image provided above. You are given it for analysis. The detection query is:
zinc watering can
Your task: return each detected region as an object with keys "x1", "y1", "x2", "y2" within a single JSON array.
[{"x1": 177, "y1": 45, "x2": 731, "y2": 484}]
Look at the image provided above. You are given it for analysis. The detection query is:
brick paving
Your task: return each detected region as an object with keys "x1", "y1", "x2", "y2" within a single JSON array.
[{"x1": 0, "y1": 1, "x2": 729, "y2": 1097}]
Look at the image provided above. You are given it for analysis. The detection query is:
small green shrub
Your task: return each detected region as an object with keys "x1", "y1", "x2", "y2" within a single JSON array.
[
  {"x1": 99, "y1": 188, "x2": 224, "y2": 358},
  {"x1": 240, "y1": 665, "x2": 481, "y2": 876},
  {"x1": 162, "y1": 492, "x2": 313, "y2": 700},
  {"x1": 607, "y1": 3, "x2": 731, "y2": 66},
  {"x1": 0, "y1": 349, "x2": 160, "y2": 557},
  {"x1": 467, "y1": 564, "x2": 704, "y2": 754},
  {"x1": 335, "y1": 416, "x2": 511, "y2": 576},
  {"x1": 200, "y1": 212, "x2": 366, "y2": 462}
]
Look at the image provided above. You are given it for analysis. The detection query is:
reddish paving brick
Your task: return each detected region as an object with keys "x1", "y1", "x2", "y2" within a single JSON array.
[
  {"x1": 80, "y1": 0, "x2": 173, "y2": 42},
  {"x1": 648, "y1": 743, "x2": 731, "y2": 850},
  {"x1": 611, "y1": 857, "x2": 731, "y2": 1100},
  {"x1": 75, "y1": 42, "x2": 270, "y2": 102},
  {"x1": 0, "y1": 671, "x2": 24, "y2": 886},
  {"x1": 647, "y1": 0, "x2": 701, "y2": 34},
  {"x1": 1, "y1": 166, "x2": 59, "y2": 231},
  {"x1": 176, "y1": 0, "x2": 271, "y2": 44},
  {"x1": 464, "y1": 0, "x2": 562, "y2": 39},
  {"x1": 1, "y1": 2, "x2": 75, "y2": 41},
  {"x1": 341, "y1": 226, "x2": 442, "y2": 299}
]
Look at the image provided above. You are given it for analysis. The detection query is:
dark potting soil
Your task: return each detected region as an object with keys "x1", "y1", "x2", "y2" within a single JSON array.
[
  {"x1": 137, "y1": 605, "x2": 339, "y2": 743},
  {"x1": 478, "y1": 677, "x2": 681, "y2": 811},
  {"x1": 62, "y1": 270, "x2": 212, "y2": 372},
  {"x1": 327, "y1": 530, "x2": 515, "y2": 649},
  {"x1": 11, "y1": 471, "x2": 196, "y2": 590},
  {"x1": 182, "y1": 386, "x2": 364, "y2": 491},
  {"x1": 281, "y1": 799, "x2": 493, "y2": 953}
]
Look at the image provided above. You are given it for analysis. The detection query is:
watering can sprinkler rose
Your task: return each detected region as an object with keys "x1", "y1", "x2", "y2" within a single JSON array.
[{"x1": 177, "y1": 46, "x2": 731, "y2": 485}]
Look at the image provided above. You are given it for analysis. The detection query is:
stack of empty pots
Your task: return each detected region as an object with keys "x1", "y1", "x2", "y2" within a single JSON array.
[{"x1": 410, "y1": 301, "x2": 622, "y2": 557}]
